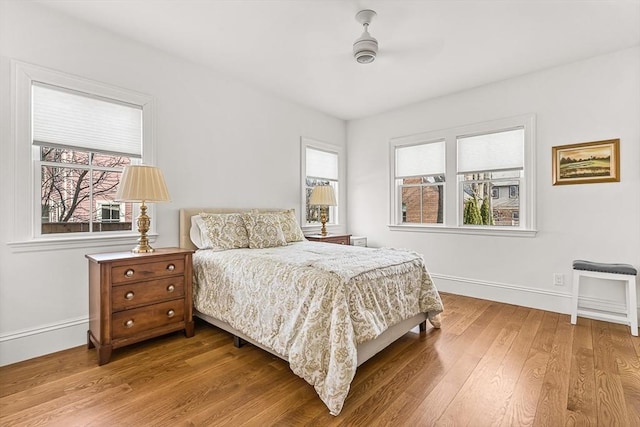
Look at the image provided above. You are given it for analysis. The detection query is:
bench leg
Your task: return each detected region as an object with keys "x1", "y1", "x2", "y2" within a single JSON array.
[
  {"x1": 570, "y1": 270, "x2": 580, "y2": 325},
  {"x1": 627, "y1": 277, "x2": 638, "y2": 336}
]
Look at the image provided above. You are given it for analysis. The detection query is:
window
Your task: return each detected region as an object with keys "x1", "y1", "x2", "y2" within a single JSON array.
[
  {"x1": 393, "y1": 140, "x2": 445, "y2": 224},
  {"x1": 509, "y1": 185, "x2": 519, "y2": 199},
  {"x1": 98, "y1": 202, "x2": 123, "y2": 223},
  {"x1": 458, "y1": 128, "x2": 524, "y2": 227},
  {"x1": 300, "y1": 138, "x2": 343, "y2": 228},
  {"x1": 34, "y1": 83, "x2": 141, "y2": 235},
  {"x1": 10, "y1": 61, "x2": 154, "y2": 248},
  {"x1": 389, "y1": 114, "x2": 535, "y2": 236}
]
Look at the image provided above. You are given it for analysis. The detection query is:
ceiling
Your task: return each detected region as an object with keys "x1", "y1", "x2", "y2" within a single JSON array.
[{"x1": 37, "y1": 0, "x2": 640, "y2": 120}]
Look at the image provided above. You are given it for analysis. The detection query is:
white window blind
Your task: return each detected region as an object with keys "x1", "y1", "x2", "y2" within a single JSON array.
[
  {"x1": 32, "y1": 83, "x2": 142, "y2": 156},
  {"x1": 457, "y1": 128, "x2": 524, "y2": 173},
  {"x1": 306, "y1": 147, "x2": 338, "y2": 180},
  {"x1": 395, "y1": 140, "x2": 445, "y2": 178}
]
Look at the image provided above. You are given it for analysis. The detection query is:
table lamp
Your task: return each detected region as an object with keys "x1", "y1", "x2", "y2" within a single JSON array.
[
  {"x1": 115, "y1": 165, "x2": 170, "y2": 253},
  {"x1": 309, "y1": 185, "x2": 336, "y2": 236}
]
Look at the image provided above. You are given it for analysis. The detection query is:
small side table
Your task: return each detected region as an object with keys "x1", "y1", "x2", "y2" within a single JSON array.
[
  {"x1": 350, "y1": 236, "x2": 367, "y2": 247},
  {"x1": 305, "y1": 233, "x2": 352, "y2": 245}
]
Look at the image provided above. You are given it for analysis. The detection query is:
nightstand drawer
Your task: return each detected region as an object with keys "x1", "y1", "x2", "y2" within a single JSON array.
[
  {"x1": 323, "y1": 235, "x2": 350, "y2": 245},
  {"x1": 112, "y1": 299, "x2": 185, "y2": 339},
  {"x1": 111, "y1": 258, "x2": 185, "y2": 284},
  {"x1": 112, "y1": 277, "x2": 185, "y2": 311},
  {"x1": 305, "y1": 234, "x2": 351, "y2": 245}
]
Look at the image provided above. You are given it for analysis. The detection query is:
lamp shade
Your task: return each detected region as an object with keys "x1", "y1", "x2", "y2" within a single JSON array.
[
  {"x1": 115, "y1": 165, "x2": 170, "y2": 203},
  {"x1": 309, "y1": 185, "x2": 336, "y2": 206}
]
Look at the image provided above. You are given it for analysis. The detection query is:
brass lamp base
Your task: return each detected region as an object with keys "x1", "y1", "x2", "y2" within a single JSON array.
[
  {"x1": 131, "y1": 243, "x2": 155, "y2": 254},
  {"x1": 131, "y1": 202, "x2": 154, "y2": 253},
  {"x1": 320, "y1": 207, "x2": 328, "y2": 236}
]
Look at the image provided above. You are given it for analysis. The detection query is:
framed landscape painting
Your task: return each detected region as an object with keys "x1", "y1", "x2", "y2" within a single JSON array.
[{"x1": 552, "y1": 139, "x2": 620, "y2": 185}]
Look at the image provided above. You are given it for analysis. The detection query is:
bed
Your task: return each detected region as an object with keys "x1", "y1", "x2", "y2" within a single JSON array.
[{"x1": 179, "y1": 208, "x2": 443, "y2": 415}]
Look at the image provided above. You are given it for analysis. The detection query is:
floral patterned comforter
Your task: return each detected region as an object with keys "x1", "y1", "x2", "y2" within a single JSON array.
[{"x1": 192, "y1": 241, "x2": 443, "y2": 415}]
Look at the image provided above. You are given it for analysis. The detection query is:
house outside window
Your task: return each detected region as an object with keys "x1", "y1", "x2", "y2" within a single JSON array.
[
  {"x1": 389, "y1": 114, "x2": 536, "y2": 236},
  {"x1": 301, "y1": 138, "x2": 342, "y2": 228}
]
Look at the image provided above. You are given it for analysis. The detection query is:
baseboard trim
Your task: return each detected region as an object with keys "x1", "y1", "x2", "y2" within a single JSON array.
[
  {"x1": 578, "y1": 295, "x2": 627, "y2": 315},
  {"x1": 431, "y1": 273, "x2": 637, "y2": 320},
  {"x1": 0, "y1": 316, "x2": 88, "y2": 367},
  {"x1": 0, "y1": 316, "x2": 88, "y2": 342}
]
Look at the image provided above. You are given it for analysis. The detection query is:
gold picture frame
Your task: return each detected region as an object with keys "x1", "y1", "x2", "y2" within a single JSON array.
[{"x1": 552, "y1": 139, "x2": 620, "y2": 185}]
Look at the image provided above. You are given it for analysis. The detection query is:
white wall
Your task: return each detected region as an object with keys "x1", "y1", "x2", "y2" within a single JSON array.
[
  {"x1": 0, "y1": 1, "x2": 346, "y2": 366},
  {"x1": 347, "y1": 47, "x2": 640, "y2": 315}
]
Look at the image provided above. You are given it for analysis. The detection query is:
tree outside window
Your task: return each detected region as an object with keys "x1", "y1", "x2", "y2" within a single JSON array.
[{"x1": 39, "y1": 147, "x2": 133, "y2": 233}]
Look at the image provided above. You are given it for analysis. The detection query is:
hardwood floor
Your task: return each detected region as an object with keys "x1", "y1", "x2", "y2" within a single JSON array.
[{"x1": 1, "y1": 293, "x2": 638, "y2": 426}]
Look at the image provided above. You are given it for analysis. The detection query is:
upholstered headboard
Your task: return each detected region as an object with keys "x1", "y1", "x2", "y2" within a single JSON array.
[{"x1": 178, "y1": 208, "x2": 293, "y2": 251}]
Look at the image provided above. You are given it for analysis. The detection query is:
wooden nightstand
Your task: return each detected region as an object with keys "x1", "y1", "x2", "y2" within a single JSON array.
[
  {"x1": 305, "y1": 233, "x2": 352, "y2": 245},
  {"x1": 86, "y1": 247, "x2": 195, "y2": 365}
]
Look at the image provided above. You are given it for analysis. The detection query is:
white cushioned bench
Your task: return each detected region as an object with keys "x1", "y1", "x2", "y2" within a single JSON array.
[{"x1": 571, "y1": 260, "x2": 638, "y2": 336}]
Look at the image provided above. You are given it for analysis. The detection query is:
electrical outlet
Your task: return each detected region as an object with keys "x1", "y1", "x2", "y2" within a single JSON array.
[{"x1": 553, "y1": 273, "x2": 564, "y2": 286}]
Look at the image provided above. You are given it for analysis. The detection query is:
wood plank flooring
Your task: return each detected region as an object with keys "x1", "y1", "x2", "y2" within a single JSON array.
[{"x1": 1, "y1": 293, "x2": 638, "y2": 426}]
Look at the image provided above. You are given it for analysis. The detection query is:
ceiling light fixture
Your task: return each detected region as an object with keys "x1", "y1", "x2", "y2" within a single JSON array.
[{"x1": 353, "y1": 9, "x2": 378, "y2": 64}]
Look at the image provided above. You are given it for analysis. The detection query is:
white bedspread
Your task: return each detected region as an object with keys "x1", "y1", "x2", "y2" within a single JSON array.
[{"x1": 192, "y1": 241, "x2": 443, "y2": 415}]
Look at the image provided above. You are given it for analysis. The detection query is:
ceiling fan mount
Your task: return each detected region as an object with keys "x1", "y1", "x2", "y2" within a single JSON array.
[
  {"x1": 355, "y1": 9, "x2": 377, "y2": 27},
  {"x1": 353, "y1": 9, "x2": 378, "y2": 64}
]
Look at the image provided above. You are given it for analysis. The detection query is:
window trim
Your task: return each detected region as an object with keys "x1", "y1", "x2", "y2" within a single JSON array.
[
  {"x1": 8, "y1": 60, "x2": 156, "y2": 251},
  {"x1": 389, "y1": 114, "x2": 537, "y2": 236},
  {"x1": 300, "y1": 137, "x2": 344, "y2": 234}
]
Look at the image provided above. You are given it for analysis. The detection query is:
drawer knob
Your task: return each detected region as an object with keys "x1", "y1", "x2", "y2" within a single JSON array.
[
  {"x1": 125, "y1": 291, "x2": 135, "y2": 300},
  {"x1": 167, "y1": 264, "x2": 175, "y2": 272},
  {"x1": 167, "y1": 309, "x2": 175, "y2": 318},
  {"x1": 124, "y1": 319, "x2": 134, "y2": 328},
  {"x1": 125, "y1": 269, "x2": 135, "y2": 278},
  {"x1": 167, "y1": 284, "x2": 175, "y2": 293}
]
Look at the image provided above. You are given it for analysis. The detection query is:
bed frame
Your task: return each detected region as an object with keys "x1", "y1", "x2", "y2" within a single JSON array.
[{"x1": 179, "y1": 207, "x2": 428, "y2": 367}]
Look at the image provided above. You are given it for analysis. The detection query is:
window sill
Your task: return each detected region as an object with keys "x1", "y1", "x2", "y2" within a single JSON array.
[
  {"x1": 7, "y1": 233, "x2": 158, "y2": 253},
  {"x1": 388, "y1": 224, "x2": 537, "y2": 237}
]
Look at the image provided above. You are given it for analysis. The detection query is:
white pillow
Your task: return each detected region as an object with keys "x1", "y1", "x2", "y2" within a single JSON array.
[{"x1": 189, "y1": 215, "x2": 208, "y2": 249}]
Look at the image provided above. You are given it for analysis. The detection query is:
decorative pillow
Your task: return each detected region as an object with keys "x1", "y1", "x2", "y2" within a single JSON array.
[
  {"x1": 242, "y1": 212, "x2": 287, "y2": 249},
  {"x1": 278, "y1": 209, "x2": 306, "y2": 243},
  {"x1": 198, "y1": 213, "x2": 249, "y2": 251}
]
